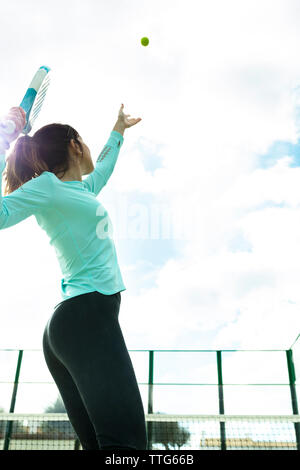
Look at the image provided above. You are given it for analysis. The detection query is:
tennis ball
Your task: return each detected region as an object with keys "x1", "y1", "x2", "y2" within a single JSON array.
[{"x1": 141, "y1": 37, "x2": 149, "y2": 46}]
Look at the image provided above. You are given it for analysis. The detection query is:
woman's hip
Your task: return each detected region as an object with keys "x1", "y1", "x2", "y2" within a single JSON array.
[{"x1": 44, "y1": 290, "x2": 122, "y2": 358}]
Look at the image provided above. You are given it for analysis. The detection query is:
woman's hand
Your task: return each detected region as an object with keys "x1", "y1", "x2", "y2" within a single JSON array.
[
  {"x1": 0, "y1": 107, "x2": 26, "y2": 151},
  {"x1": 117, "y1": 104, "x2": 142, "y2": 129},
  {"x1": 3, "y1": 107, "x2": 26, "y2": 139}
]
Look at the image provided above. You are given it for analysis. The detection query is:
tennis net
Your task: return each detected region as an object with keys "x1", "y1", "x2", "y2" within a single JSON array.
[{"x1": 1, "y1": 413, "x2": 300, "y2": 450}]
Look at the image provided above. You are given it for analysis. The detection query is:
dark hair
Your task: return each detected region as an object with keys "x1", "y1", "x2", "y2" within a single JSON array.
[{"x1": 3, "y1": 123, "x2": 83, "y2": 195}]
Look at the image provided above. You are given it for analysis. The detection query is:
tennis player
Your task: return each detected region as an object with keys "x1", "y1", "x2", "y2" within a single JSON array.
[{"x1": 0, "y1": 105, "x2": 147, "y2": 451}]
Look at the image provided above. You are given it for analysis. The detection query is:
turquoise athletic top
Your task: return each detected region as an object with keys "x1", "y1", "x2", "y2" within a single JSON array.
[{"x1": 0, "y1": 130, "x2": 126, "y2": 306}]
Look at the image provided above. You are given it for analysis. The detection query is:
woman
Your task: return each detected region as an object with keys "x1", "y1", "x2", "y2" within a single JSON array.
[{"x1": 0, "y1": 105, "x2": 147, "y2": 451}]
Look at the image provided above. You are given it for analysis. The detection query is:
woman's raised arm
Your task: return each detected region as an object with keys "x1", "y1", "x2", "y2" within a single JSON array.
[{"x1": 82, "y1": 104, "x2": 142, "y2": 196}]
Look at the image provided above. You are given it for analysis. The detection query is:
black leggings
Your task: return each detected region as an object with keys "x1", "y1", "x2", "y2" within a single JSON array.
[{"x1": 42, "y1": 291, "x2": 148, "y2": 451}]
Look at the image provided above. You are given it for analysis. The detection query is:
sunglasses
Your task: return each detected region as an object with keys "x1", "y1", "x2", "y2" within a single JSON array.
[
  {"x1": 65, "y1": 126, "x2": 74, "y2": 141},
  {"x1": 65, "y1": 126, "x2": 81, "y2": 141}
]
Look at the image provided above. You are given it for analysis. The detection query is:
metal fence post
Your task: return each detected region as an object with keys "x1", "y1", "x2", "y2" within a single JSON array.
[
  {"x1": 217, "y1": 350, "x2": 226, "y2": 450},
  {"x1": 3, "y1": 349, "x2": 23, "y2": 451},
  {"x1": 147, "y1": 350, "x2": 154, "y2": 450},
  {"x1": 286, "y1": 349, "x2": 300, "y2": 450}
]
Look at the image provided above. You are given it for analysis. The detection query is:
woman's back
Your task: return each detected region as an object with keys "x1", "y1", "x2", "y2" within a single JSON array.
[{"x1": 0, "y1": 130, "x2": 126, "y2": 303}]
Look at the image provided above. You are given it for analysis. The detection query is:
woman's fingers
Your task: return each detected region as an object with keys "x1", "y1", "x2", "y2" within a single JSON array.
[
  {"x1": 6, "y1": 107, "x2": 26, "y2": 131},
  {"x1": 0, "y1": 107, "x2": 27, "y2": 145},
  {"x1": 119, "y1": 104, "x2": 142, "y2": 127}
]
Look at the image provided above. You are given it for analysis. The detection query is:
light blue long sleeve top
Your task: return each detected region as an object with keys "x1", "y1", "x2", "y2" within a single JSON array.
[{"x1": 0, "y1": 130, "x2": 126, "y2": 306}]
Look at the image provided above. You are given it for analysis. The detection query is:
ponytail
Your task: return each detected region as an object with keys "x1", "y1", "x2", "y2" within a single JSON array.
[{"x1": 2, "y1": 124, "x2": 83, "y2": 195}]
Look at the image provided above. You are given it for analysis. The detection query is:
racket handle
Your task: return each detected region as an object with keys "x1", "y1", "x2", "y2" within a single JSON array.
[{"x1": 0, "y1": 119, "x2": 16, "y2": 135}]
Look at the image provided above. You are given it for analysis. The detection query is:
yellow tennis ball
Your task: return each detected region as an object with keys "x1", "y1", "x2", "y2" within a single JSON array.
[{"x1": 141, "y1": 37, "x2": 149, "y2": 46}]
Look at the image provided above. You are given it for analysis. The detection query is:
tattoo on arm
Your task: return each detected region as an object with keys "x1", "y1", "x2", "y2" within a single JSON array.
[{"x1": 97, "y1": 146, "x2": 112, "y2": 163}]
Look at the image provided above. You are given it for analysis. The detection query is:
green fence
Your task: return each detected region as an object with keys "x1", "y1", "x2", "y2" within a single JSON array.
[{"x1": 0, "y1": 333, "x2": 299, "y2": 450}]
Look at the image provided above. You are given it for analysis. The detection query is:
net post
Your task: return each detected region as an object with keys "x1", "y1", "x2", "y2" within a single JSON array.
[
  {"x1": 3, "y1": 349, "x2": 23, "y2": 450},
  {"x1": 147, "y1": 350, "x2": 154, "y2": 450},
  {"x1": 217, "y1": 350, "x2": 226, "y2": 450},
  {"x1": 286, "y1": 349, "x2": 300, "y2": 450},
  {"x1": 74, "y1": 438, "x2": 81, "y2": 450}
]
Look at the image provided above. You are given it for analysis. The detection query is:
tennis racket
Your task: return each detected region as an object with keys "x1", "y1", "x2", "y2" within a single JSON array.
[{"x1": 0, "y1": 65, "x2": 51, "y2": 145}]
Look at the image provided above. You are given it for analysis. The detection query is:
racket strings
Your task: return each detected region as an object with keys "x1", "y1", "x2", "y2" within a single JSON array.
[{"x1": 30, "y1": 76, "x2": 51, "y2": 124}]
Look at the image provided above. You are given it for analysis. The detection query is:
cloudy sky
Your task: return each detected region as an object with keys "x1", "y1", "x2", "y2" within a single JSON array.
[{"x1": 0, "y1": 0, "x2": 299, "y2": 416}]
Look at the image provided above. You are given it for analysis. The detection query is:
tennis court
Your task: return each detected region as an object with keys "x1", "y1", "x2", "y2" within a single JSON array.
[{"x1": 1, "y1": 339, "x2": 299, "y2": 451}]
